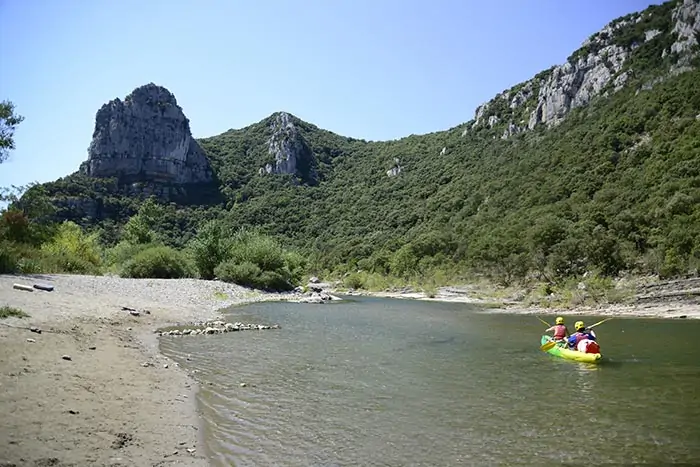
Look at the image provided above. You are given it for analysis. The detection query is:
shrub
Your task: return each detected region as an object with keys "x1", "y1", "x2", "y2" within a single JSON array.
[
  {"x1": 40, "y1": 221, "x2": 103, "y2": 274},
  {"x1": 214, "y1": 260, "x2": 261, "y2": 287},
  {"x1": 104, "y1": 241, "x2": 160, "y2": 270},
  {"x1": 187, "y1": 220, "x2": 232, "y2": 280},
  {"x1": 0, "y1": 240, "x2": 23, "y2": 273},
  {"x1": 343, "y1": 272, "x2": 365, "y2": 290},
  {"x1": 120, "y1": 246, "x2": 195, "y2": 279},
  {"x1": 209, "y1": 228, "x2": 303, "y2": 291},
  {"x1": 214, "y1": 259, "x2": 295, "y2": 291},
  {"x1": 228, "y1": 230, "x2": 286, "y2": 272}
]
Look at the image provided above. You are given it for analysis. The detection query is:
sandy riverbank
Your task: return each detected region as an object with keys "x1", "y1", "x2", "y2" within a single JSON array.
[{"x1": 0, "y1": 273, "x2": 288, "y2": 467}]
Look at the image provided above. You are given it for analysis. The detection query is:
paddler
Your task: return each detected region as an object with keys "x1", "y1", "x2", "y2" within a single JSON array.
[
  {"x1": 567, "y1": 321, "x2": 600, "y2": 353},
  {"x1": 544, "y1": 316, "x2": 570, "y2": 342}
]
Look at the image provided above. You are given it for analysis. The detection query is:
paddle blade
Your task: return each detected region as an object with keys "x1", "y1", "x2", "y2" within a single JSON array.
[{"x1": 540, "y1": 340, "x2": 557, "y2": 352}]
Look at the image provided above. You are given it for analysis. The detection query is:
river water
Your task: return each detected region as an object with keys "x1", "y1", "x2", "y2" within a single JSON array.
[{"x1": 160, "y1": 296, "x2": 700, "y2": 466}]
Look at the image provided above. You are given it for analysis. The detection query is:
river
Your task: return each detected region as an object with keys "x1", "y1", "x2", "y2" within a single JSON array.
[{"x1": 160, "y1": 296, "x2": 700, "y2": 466}]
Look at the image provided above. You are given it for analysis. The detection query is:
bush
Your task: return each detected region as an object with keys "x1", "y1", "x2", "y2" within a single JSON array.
[
  {"x1": 104, "y1": 241, "x2": 160, "y2": 271},
  {"x1": 208, "y1": 229, "x2": 303, "y2": 291},
  {"x1": 0, "y1": 240, "x2": 24, "y2": 273},
  {"x1": 214, "y1": 260, "x2": 261, "y2": 287},
  {"x1": 228, "y1": 230, "x2": 286, "y2": 271},
  {"x1": 214, "y1": 259, "x2": 294, "y2": 291},
  {"x1": 187, "y1": 220, "x2": 232, "y2": 280},
  {"x1": 121, "y1": 246, "x2": 195, "y2": 279},
  {"x1": 40, "y1": 221, "x2": 103, "y2": 274}
]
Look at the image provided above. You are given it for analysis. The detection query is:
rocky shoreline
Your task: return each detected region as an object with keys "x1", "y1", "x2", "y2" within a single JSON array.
[
  {"x1": 1, "y1": 273, "x2": 696, "y2": 466},
  {"x1": 341, "y1": 277, "x2": 700, "y2": 319}
]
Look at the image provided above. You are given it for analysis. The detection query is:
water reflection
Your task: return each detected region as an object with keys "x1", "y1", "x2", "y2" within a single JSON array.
[{"x1": 160, "y1": 299, "x2": 700, "y2": 466}]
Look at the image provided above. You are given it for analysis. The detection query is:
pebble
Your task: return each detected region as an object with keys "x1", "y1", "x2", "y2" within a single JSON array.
[
  {"x1": 62, "y1": 355, "x2": 72, "y2": 361},
  {"x1": 26, "y1": 338, "x2": 36, "y2": 343},
  {"x1": 88, "y1": 346, "x2": 97, "y2": 350},
  {"x1": 163, "y1": 364, "x2": 169, "y2": 369}
]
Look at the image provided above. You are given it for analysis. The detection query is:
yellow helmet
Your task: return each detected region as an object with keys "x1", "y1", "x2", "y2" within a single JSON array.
[
  {"x1": 575, "y1": 321, "x2": 585, "y2": 331},
  {"x1": 555, "y1": 316, "x2": 564, "y2": 325}
]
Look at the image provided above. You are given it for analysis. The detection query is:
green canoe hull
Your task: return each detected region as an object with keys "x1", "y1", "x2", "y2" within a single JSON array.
[{"x1": 540, "y1": 335, "x2": 603, "y2": 364}]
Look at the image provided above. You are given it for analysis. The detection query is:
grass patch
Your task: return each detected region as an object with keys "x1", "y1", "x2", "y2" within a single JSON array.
[
  {"x1": 0, "y1": 305, "x2": 29, "y2": 319},
  {"x1": 213, "y1": 291, "x2": 229, "y2": 300}
]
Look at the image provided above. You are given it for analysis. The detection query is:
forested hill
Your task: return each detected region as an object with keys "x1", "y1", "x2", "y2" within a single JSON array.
[{"x1": 19, "y1": 0, "x2": 700, "y2": 284}]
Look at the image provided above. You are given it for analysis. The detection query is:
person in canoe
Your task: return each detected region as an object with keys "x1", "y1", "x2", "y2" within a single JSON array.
[
  {"x1": 544, "y1": 316, "x2": 570, "y2": 342},
  {"x1": 567, "y1": 321, "x2": 600, "y2": 354}
]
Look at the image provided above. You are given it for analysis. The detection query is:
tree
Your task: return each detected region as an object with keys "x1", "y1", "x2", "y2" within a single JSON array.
[
  {"x1": 0, "y1": 100, "x2": 24, "y2": 163},
  {"x1": 122, "y1": 197, "x2": 163, "y2": 244}
]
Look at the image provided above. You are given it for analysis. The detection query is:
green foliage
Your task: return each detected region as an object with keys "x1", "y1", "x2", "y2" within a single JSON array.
[
  {"x1": 186, "y1": 220, "x2": 232, "y2": 280},
  {"x1": 39, "y1": 221, "x2": 103, "y2": 274},
  {"x1": 0, "y1": 305, "x2": 29, "y2": 319},
  {"x1": 122, "y1": 197, "x2": 163, "y2": 244},
  {"x1": 120, "y1": 245, "x2": 195, "y2": 279},
  {"x1": 0, "y1": 100, "x2": 24, "y2": 163},
  {"x1": 526, "y1": 274, "x2": 634, "y2": 309},
  {"x1": 211, "y1": 229, "x2": 305, "y2": 291},
  {"x1": 9, "y1": 1, "x2": 700, "y2": 291}
]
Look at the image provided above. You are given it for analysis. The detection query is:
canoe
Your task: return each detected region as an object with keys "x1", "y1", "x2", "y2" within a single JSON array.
[{"x1": 540, "y1": 335, "x2": 603, "y2": 364}]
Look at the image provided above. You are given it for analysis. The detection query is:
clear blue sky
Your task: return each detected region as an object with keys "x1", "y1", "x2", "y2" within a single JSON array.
[{"x1": 1, "y1": 0, "x2": 660, "y2": 189}]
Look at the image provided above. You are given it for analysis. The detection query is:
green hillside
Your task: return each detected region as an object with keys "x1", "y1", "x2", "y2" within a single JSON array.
[{"x1": 4, "y1": 0, "x2": 700, "y2": 293}]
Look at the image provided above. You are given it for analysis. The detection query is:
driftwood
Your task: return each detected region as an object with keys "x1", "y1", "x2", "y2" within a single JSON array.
[
  {"x1": 12, "y1": 283, "x2": 34, "y2": 292},
  {"x1": 121, "y1": 306, "x2": 150, "y2": 316}
]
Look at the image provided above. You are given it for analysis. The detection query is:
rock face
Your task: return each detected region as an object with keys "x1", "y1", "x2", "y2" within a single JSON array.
[
  {"x1": 80, "y1": 83, "x2": 213, "y2": 185},
  {"x1": 469, "y1": 0, "x2": 699, "y2": 138},
  {"x1": 259, "y1": 112, "x2": 318, "y2": 185},
  {"x1": 671, "y1": 0, "x2": 700, "y2": 59}
]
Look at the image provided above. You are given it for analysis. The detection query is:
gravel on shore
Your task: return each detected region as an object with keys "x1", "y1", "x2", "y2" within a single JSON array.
[{"x1": 0, "y1": 273, "x2": 287, "y2": 467}]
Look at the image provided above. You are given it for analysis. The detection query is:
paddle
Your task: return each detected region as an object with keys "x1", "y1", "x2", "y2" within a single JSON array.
[
  {"x1": 538, "y1": 316, "x2": 556, "y2": 351},
  {"x1": 540, "y1": 340, "x2": 558, "y2": 352},
  {"x1": 586, "y1": 317, "x2": 613, "y2": 330},
  {"x1": 536, "y1": 316, "x2": 552, "y2": 327}
]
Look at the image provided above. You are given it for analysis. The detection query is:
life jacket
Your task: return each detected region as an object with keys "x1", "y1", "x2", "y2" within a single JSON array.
[
  {"x1": 571, "y1": 332, "x2": 584, "y2": 345},
  {"x1": 553, "y1": 324, "x2": 567, "y2": 340},
  {"x1": 571, "y1": 331, "x2": 591, "y2": 345}
]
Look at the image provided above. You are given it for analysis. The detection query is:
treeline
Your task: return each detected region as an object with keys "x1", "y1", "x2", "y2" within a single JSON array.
[{"x1": 0, "y1": 195, "x2": 306, "y2": 292}]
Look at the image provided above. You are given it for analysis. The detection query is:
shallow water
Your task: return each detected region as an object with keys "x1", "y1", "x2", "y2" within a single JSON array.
[{"x1": 160, "y1": 297, "x2": 700, "y2": 466}]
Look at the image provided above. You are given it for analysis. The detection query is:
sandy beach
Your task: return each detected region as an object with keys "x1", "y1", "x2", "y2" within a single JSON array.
[
  {"x1": 0, "y1": 274, "x2": 288, "y2": 467},
  {"x1": 1, "y1": 273, "x2": 697, "y2": 466}
]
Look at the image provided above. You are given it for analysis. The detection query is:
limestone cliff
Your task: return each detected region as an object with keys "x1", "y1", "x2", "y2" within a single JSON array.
[
  {"x1": 80, "y1": 83, "x2": 213, "y2": 185},
  {"x1": 259, "y1": 112, "x2": 319, "y2": 185},
  {"x1": 468, "y1": 0, "x2": 699, "y2": 139}
]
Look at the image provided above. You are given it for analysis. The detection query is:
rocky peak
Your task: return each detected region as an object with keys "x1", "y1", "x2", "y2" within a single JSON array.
[
  {"x1": 260, "y1": 112, "x2": 318, "y2": 185},
  {"x1": 670, "y1": 0, "x2": 700, "y2": 59},
  {"x1": 80, "y1": 83, "x2": 213, "y2": 185},
  {"x1": 468, "y1": 0, "x2": 699, "y2": 138}
]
